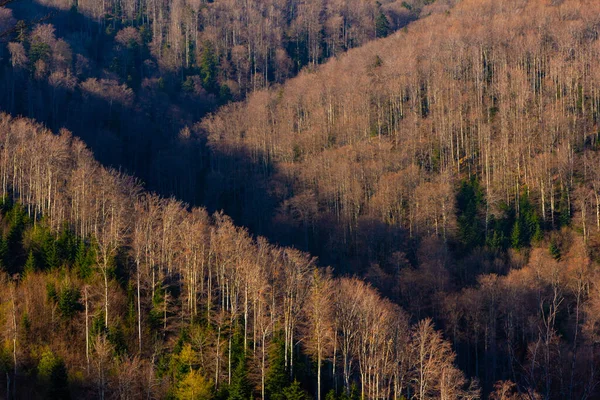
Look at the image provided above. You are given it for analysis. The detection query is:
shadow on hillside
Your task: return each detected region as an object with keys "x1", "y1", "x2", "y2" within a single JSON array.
[{"x1": 2, "y1": 0, "x2": 414, "y2": 276}]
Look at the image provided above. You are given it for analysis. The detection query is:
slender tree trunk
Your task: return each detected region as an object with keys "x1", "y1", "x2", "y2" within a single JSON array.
[
  {"x1": 85, "y1": 287, "x2": 90, "y2": 374},
  {"x1": 11, "y1": 287, "x2": 17, "y2": 400},
  {"x1": 137, "y1": 259, "x2": 142, "y2": 354},
  {"x1": 104, "y1": 264, "x2": 109, "y2": 327},
  {"x1": 317, "y1": 347, "x2": 322, "y2": 400}
]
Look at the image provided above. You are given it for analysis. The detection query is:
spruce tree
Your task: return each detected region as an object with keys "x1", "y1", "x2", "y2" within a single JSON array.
[{"x1": 228, "y1": 356, "x2": 251, "y2": 400}]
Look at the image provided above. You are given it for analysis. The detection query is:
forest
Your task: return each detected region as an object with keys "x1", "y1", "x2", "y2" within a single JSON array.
[{"x1": 1, "y1": 0, "x2": 600, "y2": 399}]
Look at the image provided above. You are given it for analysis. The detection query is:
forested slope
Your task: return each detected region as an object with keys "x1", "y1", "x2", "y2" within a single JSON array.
[
  {"x1": 3, "y1": 0, "x2": 600, "y2": 398},
  {"x1": 0, "y1": 114, "x2": 477, "y2": 399},
  {"x1": 0, "y1": 0, "x2": 442, "y2": 204},
  {"x1": 201, "y1": 0, "x2": 600, "y2": 269},
  {"x1": 199, "y1": 0, "x2": 600, "y2": 397}
]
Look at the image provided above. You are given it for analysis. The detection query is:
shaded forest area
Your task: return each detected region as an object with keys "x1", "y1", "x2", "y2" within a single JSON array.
[
  {"x1": 1, "y1": 0, "x2": 600, "y2": 399},
  {"x1": 0, "y1": 0, "x2": 434, "y2": 203},
  {"x1": 0, "y1": 114, "x2": 478, "y2": 399},
  {"x1": 201, "y1": 0, "x2": 600, "y2": 272},
  {"x1": 200, "y1": 0, "x2": 600, "y2": 397}
]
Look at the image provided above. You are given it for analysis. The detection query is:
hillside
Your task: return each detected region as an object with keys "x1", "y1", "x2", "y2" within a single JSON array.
[
  {"x1": 199, "y1": 0, "x2": 600, "y2": 396},
  {"x1": 0, "y1": 113, "x2": 477, "y2": 399},
  {"x1": 0, "y1": 0, "x2": 439, "y2": 205},
  {"x1": 201, "y1": 0, "x2": 600, "y2": 271},
  {"x1": 1, "y1": 0, "x2": 600, "y2": 398}
]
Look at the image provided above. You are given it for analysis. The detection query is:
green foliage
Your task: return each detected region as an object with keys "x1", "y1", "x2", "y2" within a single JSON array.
[
  {"x1": 57, "y1": 286, "x2": 83, "y2": 319},
  {"x1": 456, "y1": 177, "x2": 485, "y2": 253},
  {"x1": 182, "y1": 76, "x2": 195, "y2": 93},
  {"x1": 228, "y1": 356, "x2": 252, "y2": 400},
  {"x1": 149, "y1": 286, "x2": 166, "y2": 330},
  {"x1": 38, "y1": 349, "x2": 70, "y2": 400},
  {"x1": 0, "y1": 344, "x2": 11, "y2": 373},
  {"x1": 42, "y1": 233, "x2": 59, "y2": 270},
  {"x1": 108, "y1": 324, "x2": 128, "y2": 355},
  {"x1": 0, "y1": 236, "x2": 8, "y2": 269},
  {"x1": 549, "y1": 239, "x2": 561, "y2": 260},
  {"x1": 46, "y1": 282, "x2": 58, "y2": 303},
  {"x1": 511, "y1": 219, "x2": 522, "y2": 249},
  {"x1": 375, "y1": 12, "x2": 390, "y2": 38},
  {"x1": 281, "y1": 380, "x2": 308, "y2": 400},
  {"x1": 266, "y1": 334, "x2": 289, "y2": 400},
  {"x1": 57, "y1": 225, "x2": 78, "y2": 265},
  {"x1": 38, "y1": 349, "x2": 58, "y2": 379},
  {"x1": 21, "y1": 312, "x2": 30, "y2": 333},
  {"x1": 512, "y1": 192, "x2": 543, "y2": 249},
  {"x1": 75, "y1": 240, "x2": 95, "y2": 280},
  {"x1": 15, "y1": 20, "x2": 27, "y2": 42},
  {"x1": 24, "y1": 250, "x2": 36, "y2": 275},
  {"x1": 219, "y1": 84, "x2": 232, "y2": 104},
  {"x1": 4, "y1": 203, "x2": 27, "y2": 272},
  {"x1": 29, "y1": 42, "x2": 52, "y2": 65},
  {"x1": 557, "y1": 189, "x2": 571, "y2": 227},
  {"x1": 176, "y1": 369, "x2": 213, "y2": 400},
  {"x1": 199, "y1": 42, "x2": 218, "y2": 93},
  {"x1": 47, "y1": 282, "x2": 84, "y2": 319},
  {"x1": 91, "y1": 312, "x2": 108, "y2": 337},
  {"x1": 487, "y1": 192, "x2": 543, "y2": 251}
]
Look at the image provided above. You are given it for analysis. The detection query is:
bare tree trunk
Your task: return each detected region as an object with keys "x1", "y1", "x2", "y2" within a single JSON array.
[
  {"x1": 103, "y1": 263, "x2": 109, "y2": 327},
  {"x1": 317, "y1": 348, "x2": 322, "y2": 400},
  {"x1": 137, "y1": 259, "x2": 142, "y2": 354},
  {"x1": 85, "y1": 286, "x2": 90, "y2": 374},
  {"x1": 11, "y1": 284, "x2": 17, "y2": 400}
]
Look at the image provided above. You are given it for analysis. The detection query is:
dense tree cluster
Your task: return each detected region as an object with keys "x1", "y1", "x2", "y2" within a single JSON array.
[
  {"x1": 0, "y1": 113, "x2": 476, "y2": 398},
  {"x1": 3, "y1": 0, "x2": 600, "y2": 398},
  {"x1": 32, "y1": 0, "x2": 426, "y2": 88},
  {"x1": 201, "y1": 0, "x2": 600, "y2": 268},
  {"x1": 197, "y1": 0, "x2": 600, "y2": 397},
  {"x1": 0, "y1": 0, "x2": 438, "y2": 207}
]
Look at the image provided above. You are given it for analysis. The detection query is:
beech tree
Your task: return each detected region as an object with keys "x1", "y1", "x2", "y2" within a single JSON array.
[{"x1": 302, "y1": 269, "x2": 334, "y2": 400}]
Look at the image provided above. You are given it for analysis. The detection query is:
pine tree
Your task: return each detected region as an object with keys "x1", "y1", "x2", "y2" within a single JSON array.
[
  {"x1": 47, "y1": 359, "x2": 70, "y2": 400},
  {"x1": 282, "y1": 380, "x2": 307, "y2": 400},
  {"x1": 199, "y1": 42, "x2": 218, "y2": 93},
  {"x1": 24, "y1": 250, "x2": 36, "y2": 276},
  {"x1": 228, "y1": 356, "x2": 252, "y2": 400},
  {"x1": 38, "y1": 350, "x2": 70, "y2": 400},
  {"x1": 375, "y1": 11, "x2": 390, "y2": 38},
  {"x1": 266, "y1": 335, "x2": 289, "y2": 400},
  {"x1": 42, "y1": 233, "x2": 59, "y2": 270},
  {"x1": 75, "y1": 240, "x2": 93, "y2": 279},
  {"x1": 511, "y1": 219, "x2": 522, "y2": 249}
]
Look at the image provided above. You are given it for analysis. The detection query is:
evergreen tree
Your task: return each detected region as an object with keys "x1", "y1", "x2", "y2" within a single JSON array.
[
  {"x1": 47, "y1": 358, "x2": 70, "y2": 400},
  {"x1": 24, "y1": 250, "x2": 36, "y2": 275},
  {"x1": 42, "y1": 231, "x2": 59, "y2": 270},
  {"x1": 38, "y1": 350, "x2": 70, "y2": 400},
  {"x1": 75, "y1": 240, "x2": 94, "y2": 279},
  {"x1": 282, "y1": 380, "x2": 308, "y2": 400},
  {"x1": 375, "y1": 11, "x2": 390, "y2": 38},
  {"x1": 200, "y1": 42, "x2": 218, "y2": 93},
  {"x1": 266, "y1": 335, "x2": 289, "y2": 400},
  {"x1": 456, "y1": 178, "x2": 485, "y2": 253},
  {"x1": 511, "y1": 219, "x2": 522, "y2": 249},
  {"x1": 549, "y1": 239, "x2": 561, "y2": 260},
  {"x1": 58, "y1": 286, "x2": 83, "y2": 319},
  {"x1": 228, "y1": 356, "x2": 252, "y2": 400},
  {"x1": 56, "y1": 225, "x2": 77, "y2": 266},
  {"x1": 0, "y1": 236, "x2": 7, "y2": 269}
]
